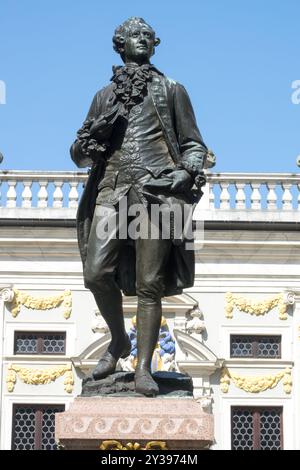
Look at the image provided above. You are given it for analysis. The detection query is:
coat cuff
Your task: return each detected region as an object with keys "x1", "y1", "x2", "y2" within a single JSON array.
[
  {"x1": 177, "y1": 154, "x2": 204, "y2": 178},
  {"x1": 177, "y1": 149, "x2": 216, "y2": 176}
]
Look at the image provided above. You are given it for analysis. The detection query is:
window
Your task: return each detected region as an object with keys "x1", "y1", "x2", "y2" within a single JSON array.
[
  {"x1": 14, "y1": 332, "x2": 66, "y2": 355},
  {"x1": 12, "y1": 404, "x2": 65, "y2": 450},
  {"x1": 231, "y1": 407, "x2": 283, "y2": 450},
  {"x1": 230, "y1": 335, "x2": 281, "y2": 358}
]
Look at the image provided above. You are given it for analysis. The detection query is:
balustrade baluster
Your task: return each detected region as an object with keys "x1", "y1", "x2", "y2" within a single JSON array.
[
  {"x1": 7, "y1": 180, "x2": 17, "y2": 208},
  {"x1": 53, "y1": 181, "x2": 64, "y2": 208},
  {"x1": 250, "y1": 183, "x2": 261, "y2": 210},
  {"x1": 69, "y1": 182, "x2": 79, "y2": 208},
  {"x1": 282, "y1": 183, "x2": 293, "y2": 211},
  {"x1": 38, "y1": 181, "x2": 48, "y2": 208},
  {"x1": 266, "y1": 183, "x2": 277, "y2": 210},
  {"x1": 235, "y1": 183, "x2": 246, "y2": 210},
  {"x1": 21, "y1": 181, "x2": 32, "y2": 208},
  {"x1": 220, "y1": 183, "x2": 230, "y2": 210},
  {"x1": 209, "y1": 182, "x2": 215, "y2": 210}
]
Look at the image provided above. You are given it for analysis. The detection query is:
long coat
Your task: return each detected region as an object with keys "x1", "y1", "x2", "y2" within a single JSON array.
[{"x1": 71, "y1": 73, "x2": 208, "y2": 297}]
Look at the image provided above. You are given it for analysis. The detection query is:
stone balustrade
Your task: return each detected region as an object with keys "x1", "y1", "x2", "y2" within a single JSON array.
[
  {"x1": 0, "y1": 171, "x2": 86, "y2": 209},
  {"x1": 208, "y1": 173, "x2": 300, "y2": 211},
  {"x1": 0, "y1": 170, "x2": 299, "y2": 222}
]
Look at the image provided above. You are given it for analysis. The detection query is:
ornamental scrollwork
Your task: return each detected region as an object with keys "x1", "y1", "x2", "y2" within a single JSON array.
[
  {"x1": 6, "y1": 364, "x2": 74, "y2": 393},
  {"x1": 99, "y1": 440, "x2": 168, "y2": 450},
  {"x1": 0, "y1": 288, "x2": 15, "y2": 303},
  {"x1": 225, "y1": 292, "x2": 290, "y2": 320},
  {"x1": 6, "y1": 288, "x2": 72, "y2": 319},
  {"x1": 220, "y1": 367, "x2": 292, "y2": 394}
]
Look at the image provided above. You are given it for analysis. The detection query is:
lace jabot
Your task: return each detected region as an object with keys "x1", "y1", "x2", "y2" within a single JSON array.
[{"x1": 111, "y1": 63, "x2": 157, "y2": 111}]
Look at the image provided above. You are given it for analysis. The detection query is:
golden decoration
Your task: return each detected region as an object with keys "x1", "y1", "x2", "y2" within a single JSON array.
[
  {"x1": 225, "y1": 292, "x2": 288, "y2": 320},
  {"x1": 99, "y1": 440, "x2": 168, "y2": 450},
  {"x1": 8, "y1": 289, "x2": 72, "y2": 319},
  {"x1": 220, "y1": 368, "x2": 231, "y2": 394},
  {"x1": 6, "y1": 364, "x2": 74, "y2": 393},
  {"x1": 63, "y1": 369, "x2": 75, "y2": 393},
  {"x1": 221, "y1": 367, "x2": 292, "y2": 394},
  {"x1": 6, "y1": 367, "x2": 17, "y2": 393}
]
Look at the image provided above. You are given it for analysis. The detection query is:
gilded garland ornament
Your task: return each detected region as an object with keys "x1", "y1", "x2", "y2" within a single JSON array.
[
  {"x1": 220, "y1": 367, "x2": 292, "y2": 394},
  {"x1": 7, "y1": 288, "x2": 72, "y2": 319},
  {"x1": 6, "y1": 364, "x2": 74, "y2": 393},
  {"x1": 225, "y1": 292, "x2": 288, "y2": 320},
  {"x1": 99, "y1": 440, "x2": 168, "y2": 450}
]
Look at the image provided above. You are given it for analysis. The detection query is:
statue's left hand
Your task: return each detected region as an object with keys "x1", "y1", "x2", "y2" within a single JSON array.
[{"x1": 168, "y1": 169, "x2": 193, "y2": 193}]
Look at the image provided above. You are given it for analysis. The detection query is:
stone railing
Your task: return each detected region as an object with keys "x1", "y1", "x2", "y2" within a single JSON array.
[
  {"x1": 195, "y1": 172, "x2": 300, "y2": 223},
  {"x1": 208, "y1": 173, "x2": 300, "y2": 211},
  {"x1": 0, "y1": 170, "x2": 86, "y2": 219},
  {"x1": 0, "y1": 171, "x2": 86, "y2": 209},
  {"x1": 0, "y1": 170, "x2": 299, "y2": 222}
]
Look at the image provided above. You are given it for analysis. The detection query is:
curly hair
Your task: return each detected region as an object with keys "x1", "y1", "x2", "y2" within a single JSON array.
[{"x1": 113, "y1": 17, "x2": 160, "y2": 60}]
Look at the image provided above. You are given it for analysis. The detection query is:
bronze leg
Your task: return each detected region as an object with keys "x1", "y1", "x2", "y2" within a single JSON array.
[
  {"x1": 135, "y1": 231, "x2": 172, "y2": 396},
  {"x1": 84, "y1": 204, "x2": 131, "y2": 380}
]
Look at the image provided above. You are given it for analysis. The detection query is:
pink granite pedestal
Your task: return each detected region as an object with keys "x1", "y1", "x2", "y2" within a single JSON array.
[{"x1": 55, "y1": 397, "x2": 214, "y2": 450}]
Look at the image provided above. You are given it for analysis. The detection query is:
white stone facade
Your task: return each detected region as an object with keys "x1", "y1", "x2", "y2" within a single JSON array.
[{"x1": 0, "y1": 170, "x2": 300, "y2": 450}]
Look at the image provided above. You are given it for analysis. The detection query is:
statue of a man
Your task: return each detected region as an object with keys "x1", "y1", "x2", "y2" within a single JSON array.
[{"x1": 71, "y1": 17, "x2": 213, "y2": 396}]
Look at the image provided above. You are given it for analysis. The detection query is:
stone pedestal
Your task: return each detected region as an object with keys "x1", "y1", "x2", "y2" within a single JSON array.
[{"x1": 55, "y1": 397, "x2": 214, "y2": 450}]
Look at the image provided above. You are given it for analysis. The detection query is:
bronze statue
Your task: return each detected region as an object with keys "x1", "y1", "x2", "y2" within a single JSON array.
[{"x1": 71, "y1": 17, "x2": 213, "y2": 396}]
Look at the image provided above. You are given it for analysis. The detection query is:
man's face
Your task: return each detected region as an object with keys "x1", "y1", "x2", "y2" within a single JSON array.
[{"x1": 123, "y1": 25, "x2": 155, "y2": 64}]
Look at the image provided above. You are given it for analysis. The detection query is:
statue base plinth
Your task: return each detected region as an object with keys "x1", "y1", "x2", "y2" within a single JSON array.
[{"x1": 55, "y1": 396, "x2": 213, "y2": 450}]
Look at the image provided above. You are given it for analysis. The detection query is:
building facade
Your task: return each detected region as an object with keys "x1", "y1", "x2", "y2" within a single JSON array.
[{"x1": 0, "y1": 170, "x2": 299, "y2": 450}]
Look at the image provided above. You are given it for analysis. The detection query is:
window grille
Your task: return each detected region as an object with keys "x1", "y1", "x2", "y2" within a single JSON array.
[
  {"x1": 12, "y1": 405, "x2": 65, "y2": 450},
  {"x1": 231, "y1": 407, "x2": 282, "y2": 450},
  {"x1": 14, "y1": 332, "x2": 66, "y2": 355},
  {"x1": 230, "y1": 335, "x2": 281, "y2": 359}
]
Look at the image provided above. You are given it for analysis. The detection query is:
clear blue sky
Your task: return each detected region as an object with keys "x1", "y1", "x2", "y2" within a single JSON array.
[{"x1": 1, "y1": 0, "x2": 299, "y2": 173}]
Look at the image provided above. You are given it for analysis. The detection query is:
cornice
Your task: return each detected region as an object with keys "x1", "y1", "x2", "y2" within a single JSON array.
[{"x1": 224, "y1": 360, "x2": 294, "y2": 369}]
